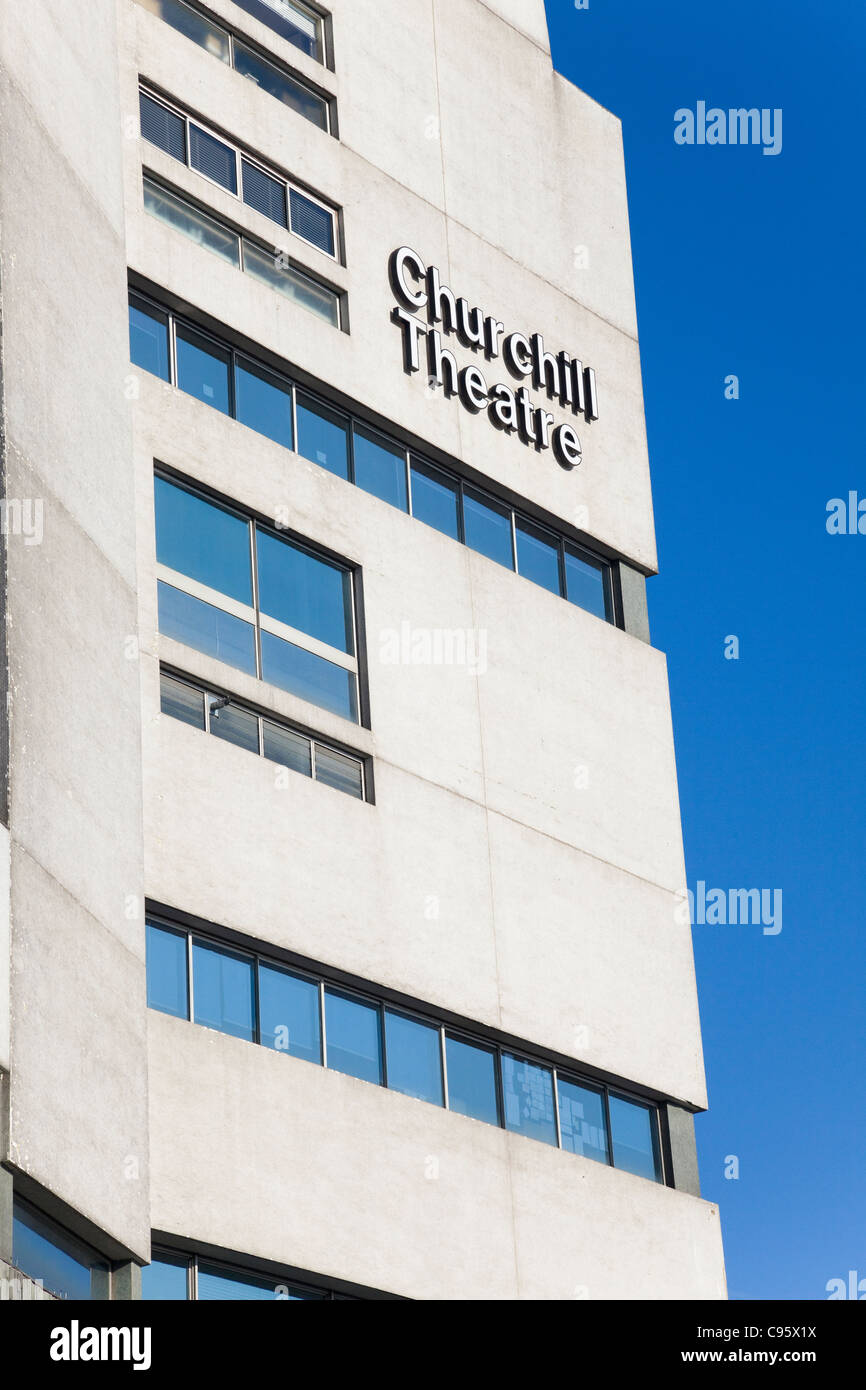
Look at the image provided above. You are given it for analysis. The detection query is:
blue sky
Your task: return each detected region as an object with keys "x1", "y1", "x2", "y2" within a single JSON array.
[{"x1": 544, "y1": 0, "x2": 865, "y2": 1300}]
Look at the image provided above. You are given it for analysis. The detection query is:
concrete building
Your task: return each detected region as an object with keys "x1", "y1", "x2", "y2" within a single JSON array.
[{"x1": 0, "y1": 0, "x2": 726, "y2": 1300}]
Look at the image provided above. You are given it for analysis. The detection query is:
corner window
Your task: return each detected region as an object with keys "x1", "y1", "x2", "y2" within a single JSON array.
[
  {"x1": 146, "y1": 921, "x2": 189, "y2": 1019},
  {"x1": 609, "y1": 1094, "x2": 662, "y2": 1183},
  {"x1": 12, "y1": 1202, "x2": 109, "y2": 1301}
]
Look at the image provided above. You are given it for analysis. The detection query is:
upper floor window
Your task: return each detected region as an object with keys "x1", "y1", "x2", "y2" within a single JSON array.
[
  {"x1": 137, "y1": 0, "x2": 333, "y2": 131},
  {"x1": 233, "y1": 0, "x2": 326, "y2": 64},
  {"x1": 138, "y1": 87, "x2": 339, "y2": 258},
  {"x1": 154, "y1": 472, "x2": 361, "y2": 723},
  {"x1": 12, "y1": 1201, "x2": 110, "y2": 1301}
]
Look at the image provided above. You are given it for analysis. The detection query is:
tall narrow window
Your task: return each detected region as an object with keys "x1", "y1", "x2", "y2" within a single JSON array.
[
  {"x1": 445, "y1": 1036, "x2": 500, "y2": 1127},
  {"x1": 324, "y1": 989, "x2": 382, "y2": 1084},
  {"x1": 146, "y1": 921, "x2": 189, "y2": 1019},
  {"x1": 352, "y1": 425, "x2": 408, "y2": 512},
  {"x1": 609, "y1": 1095, "x2": 662, "y2": 1183},
  {"x1": 192, "y1": 939, "x2": 256, "y2": 1041},
  {"x1": 501, "y1": 1054, "x2": 557, "y2": 1147},
  {"x1": 129, "y1": 298, "x2": 170, "y2": 380}
]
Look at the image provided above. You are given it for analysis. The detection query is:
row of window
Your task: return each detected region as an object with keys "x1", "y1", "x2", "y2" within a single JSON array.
[
  {"x1": 144, "y1": 1250, "x2": 358, "y2": 1300},
  {"x1": 143, "y1": 176, "x2": 342, "y2": 328},
  {"x1": 139, "y1": 87, "x2": 338, "y2": 259},
  {"x1": 129, "y1": 294, "x2": 616, "y2": 624},
  {"x1": 154, "y1": 471, "x2": 360, "y2": 723},
  {"x1": 146, "y1": 919, "x2": 665, "y2": 1184},
  {"x1": 137, "y1": 0, "x2": 332, "y2": 130},
  {"x1": 161, "y1": 669, "x2": 367, "y2": 798}
]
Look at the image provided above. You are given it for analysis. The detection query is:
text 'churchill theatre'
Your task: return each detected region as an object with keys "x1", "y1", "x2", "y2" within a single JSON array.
[{"x1": 389, "y1": 247, "x2": 598, "y2": 470}]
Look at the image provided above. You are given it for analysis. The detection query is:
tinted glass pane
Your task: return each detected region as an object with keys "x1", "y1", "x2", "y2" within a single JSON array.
[
  {"x1": 139, "y1": 91, "x2": 186, "y2": 161},
  {"x1": 501, "y1": 1054, "x2": 557, "y2": 1146},
  {"x1": 296, "y1": 393, "x2": 349, "y2": 479},
  {"x1": 235, "y1": 358, "x2": 294, "y2": 450},
  {"x1": 352, "y1": 426, "x2": 408, "y2": 511},
  {"x1": 516, "y1": 518, "x2": 561, "y2": 595},
  {"x1": 261, "y1": 631, "x2": 356, "y2": 721},
  {"x1": 257, "y1": 530, "x2": 352, "y2": 653},
  {"x1": 565, "y1": 548, "x2": 609, "y2": 621},
  {"x1": 243, "y1": 241, "x2": 339, "y2": 326},
  {"x1": 160, "y1": 672, "x2": 206, "y2": 729},
  {"x1": 410, "y1": 460, "x2": 459, "y2": 539},
  {"x1": 176, "y1": 324, "x2": 231, "y2": 414},
  {"x1": 259, "y1": 963, "x2": 321, "y2": 1063},
  {"x1": 242, "y1": 159, "x2": 287, "y2": 227},
  {"x1": 198, "y1": 1264, "x2": 277, "y2": 1301},
  {"x1": 557, "y1": 1078, "x2": 609, "y2": 1165},
  {"x1": 233, "y1": 42, "x2": 327, "y2": 129},
  {"x1": 189, "y1": 123, "x2": 237, "y2": 193},
  {"x1": 208, "y1": 698, "x2": 260, "y2": 753},
  {"x1": 12, "y1": 1206, "x2": 103, "y2": 1302},
  {"x1": 610, "y1": 1096, "x2": 661, "y2": 1182},
  {"x1": 325, "y1": 989, "x2": 382, "y2": 1084},
  {"x1": 158, "y1": 583, "x2": 257, "y2": 675},
  {"x1": 146, "y1": 921, "x2": 189, "y2": 1019},
  {"x1": 142, "y1": 1255, "x2": 189, "y2": 1301},
  {"x1": 233, "y1": 0, "x2": 320, "y2": 60},
  {"x1": 139, "y1": 0, "x2": 230, "y2": 61},
  {"x1": 463, "y1": 491, "x2": 514, "y2": 569},
  {"x1": 143, "y1": 179, "x2": 240, "y2": 265},
  {"x1": 129, "y1": 299, "x2": 169, "y2": 380},
  {"x1": 385, "y1": 1011, "x2": 443, "y2": 1105},
  {"x1": 155, "y1": 477, "x2": 252, "y2": 604},
  {"x1": 314, "y1": 746, "x2": 363, "y2": 799},
  {"x1": 262, "y1": 720, "x2": 312, "y2": 777},
  {"x1": 193, "y1": 939, "x2": 255, "y2": 1041},
  {"x1": 289, "y1": 188, "x2": 334, "y2": 256},
  {"x1": 445, "y1": 1036, "x2": 499, "y2": 1127}
]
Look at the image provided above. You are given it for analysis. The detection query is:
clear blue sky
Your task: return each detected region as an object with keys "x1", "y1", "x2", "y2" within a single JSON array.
[{"x1": 544, "y1": 0, "x2": 865, "y2": 1300}]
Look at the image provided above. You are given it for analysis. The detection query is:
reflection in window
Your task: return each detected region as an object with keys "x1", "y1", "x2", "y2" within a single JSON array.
[
  {"x1": 565, "y1": 547, "x2": 609, "y2": 622},
  {"x1": 155, "y1": 477, "x2": 252, "y2": 604},
  {"x1": 516, "y1": 518, "x2": 561, "y2": 596},
  {"x1": 146, "y1": 922, "x2": 189, "y2": 1019},
  {"x1": 160, "y1": 672, "x2": 206, "y2": 729},
  {"x1": 141, "y1": 1253, "x2": 190, "y2": 1300},
  {"x1": 261, "y1": 631, "x2": 356, "y2": 722},
  {"x1": 262, "y1": 719, "x2": 313, "y2": 777},
  {"x1": 144, "y1": 178, "x2": 240, "y2": 265},
  {"x1": 324, "y1": 989, "x2": 382, "y2": 1085},
  {"x1": 192, "y1": 939, "x2": 256, "y2": 1041},
  {"x1": 609, "y1": 1095, "x2": 662, "y2": 1183},
  {"x1": 233, "y1": 41, "x2": 328, "y2": 129},
  {"x1": 176, "y1": 324, "x2": 231, "y2": 413},
  {"x1": 208, "y1": 698, "x2": 260, "y2": 754},
  {"x1": 235, "y1": 357, "x2": 295, "y2": 450},
  {"x1": 138, "y1": 0, "x2": 231, "y2": 63},
  {"x1": 157, "y1": 583, "x2": 258, "y2": 675},
  {"x1": 463, "y1": 490, "x2": 514, "y2": 570},
  {"x1": 259, "y1": 964, "x2": 321, "y2": 1063},
  {"x1": 385, "y1": 1011, "x2": 443, "y2": 1106},
  {"x1": 557, "y1": 1078, "x2": 609, "y2": 1165},
  {"x1": 257, "y1": 530, "x2": 353, "y2": 653},
  {"x1": 129, "y1": 300, "x2": 170, "y2": 380},
  {"x1": 501, "y1": 1054, "x2": 557, "y2": 1146},
  {"x1": 233, "y1": 0, "x2": 323, "y2": 63},
  {"x1": 314, "y1": 745, "x2": 364, "y2": 800},
  {"x1": 297, "y1": 393, "x2": 349, "y2": 479},
  {"x1": 352, "y1": 425, "x2": 408, "y2": 511},
  {"x1": 410, "y1": 460, "x2": 459, "y2": 540},
  {"x1": 445, "y1": 1035, "x2": 499, "y2": 1127},
  {"x1": 12, "y1": 1203, "x2": 108, "y2": 1301},
  {"x1": 243, "y1": 241, "x2": 339, "y2": 325}
]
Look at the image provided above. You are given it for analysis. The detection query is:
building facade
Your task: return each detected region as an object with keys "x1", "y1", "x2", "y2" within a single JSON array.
[{"x1": 0, "y1": 0, "x2": 726, "y2": 1300}]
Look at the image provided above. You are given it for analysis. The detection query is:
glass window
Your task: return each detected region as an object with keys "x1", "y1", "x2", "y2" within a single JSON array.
[
  {"x1": 176, "y1": 323, "x2": 232, "y2": 414},
  {"x1": 242, "y1": 159, "x2": 287, "y2": 227},
  {"x1": 352, "y1": 425, "x2": 408, "y2": 512},
  {"x1": 324, "y1": 989, "x2": 382, "y2": 1085},
  {"x1": 208, "y1": 697, "x2": 260, "y2": 753},
  {"x1": 129, "y1": 299, "x2": 170, "y2": 380},
  {"x1": 501, "y1": 1054, "x2": 557, "y2": 1146},
  {"x1": 385, "y1": 1011, "x2": 443, "y2": 1106},
  {"x1": 189, "y1": 123, "x2": 238, "y2": 193},
  {"x1": 314, "y1": 746, "x2": 363, "y2": 799},
  {"x1": 243, "y1": 241, "x2": 339, "y2": 327},
  {"x1": 160, "y1": 672, "x2": 206, "y2": 729},
  {"x1": 235, "y1": 357, "x2": 294, "y2": 450},
  {"x1": 410, "y1": 459, "x2": 459, "y2": 540},
  {"x1": 445, "y1": 1036, "x2": 500, "y2": 1127},
  {"x1": 143, "y1": 178, "x2": 240, "y2": 266},
  {"x1": 192, "y1": 939, "x2": 255, "y2": 1041},
  {"x1": 233, "y1": 42, "x2": 328, "y2": 130},
  {"x1": 158, "y1": 582, "x2": 258, "y2": 675},
  {"x1": 609, "y1": 1096, "x2": 662, "y2": 1182},
  {"x1": 259, "y1": 963, "x2": 321, "y2": 1063},
  {"x1": 296, "y1": 393, "x2": 349, "y2": 479},
  {"x1": 142, "y1": 1253, "x2": 190, "y2": 1300},
  {"x1": 138, "y1": 0, "x2": 231, "y2": 62},
  {"x1": 155, "y1": 477, "x2": 252, "y2": 605},
  {"x1": 197, "y1": 1263, "x2": 279, "y2": 1301},
  {"x1": 463, "y1": 490, "x2": 514, "y2": 570},
  {"x1": 139, "y1": 90, "x2": 186, "y2": 162},
  {"x1": 289, "y1": 187, "x2": 335, "y2": 256},
  {"x1": 146, "y1": 921, "x2": 189, "y2": 1019},
  {"x1": 565, "y1": 547, "x2": 609, "y2": 621},
  {"x1": 12, "y1": 1204, "x2": 108, "y2": 1302},
  {"x1": 516, "y1": 518, "x2": 562, "y2": 596},
  {"x1": 262, "y1": 720, "x2": 312, "y2": 777},
  {"x1": 256, "y1": 530, "x2": 353, "y2": 653},
  {"x1": 557, "y1": 1078, "x2": 609, "y2": 1165},
  {"x1": 261, "y1": 631, "x2": 356, "y2": 721},
  {"x1": 233, "y1": 0, "x2": 322, "y2": 61}
]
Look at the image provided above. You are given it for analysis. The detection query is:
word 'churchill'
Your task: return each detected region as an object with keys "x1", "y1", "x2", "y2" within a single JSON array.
[{"x1": 389, "y1": 246, "x2": 599, "y2": 470}]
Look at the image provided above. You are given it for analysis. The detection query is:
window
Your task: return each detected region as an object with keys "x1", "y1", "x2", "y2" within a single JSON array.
[
  {"x1": 139, "y1": 87, "x2": 338, "y2": 256},
  {"x1": 137, "y1": 0, "x2": 331, "y2": 127},
  {"x1": 142, "y1": 1250, "x2": 365, "y2": 1301},
  {"x1": 176, "y1": 324, "x2": 232, "y2": 413},
  {"x1": 141, "y1": 1251, "x2": 190, "y2": 1300},
  {"x1": 142, "y1": 177, "x2": 342, "y2": 328},
  {"x1": 129, "y1": 294, "x2": 618, "y2": 627},
  {"x1": 159, "y1": 670, "x2": 368, "y2": 800},
  {"x1": 233, "y1": 0, "x2": 325, "y2": 64},
  {"x1": 145, "y1": 916, "x2": 666, "y2": 1184},
  {"x1": 154, "y1": 474, "x2": 361, "y2": 724},
  {"x1": 12, "y1": 1202, "x2": 109, "y2": 1301}
]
